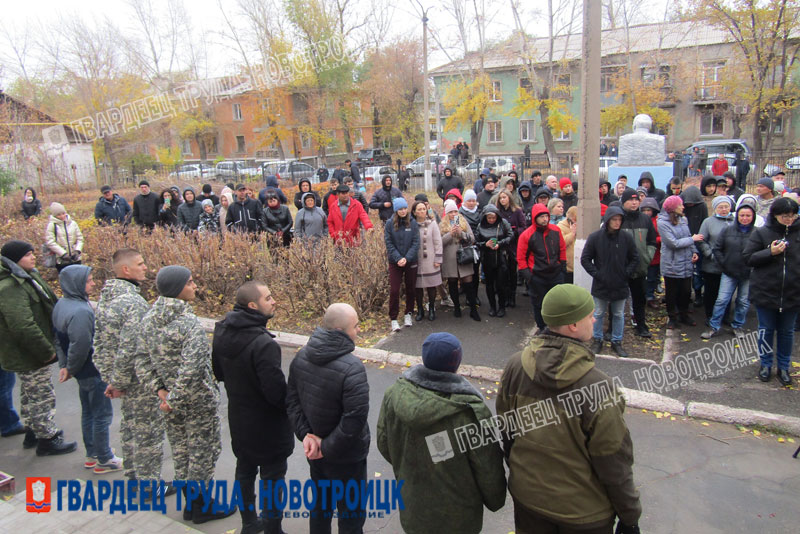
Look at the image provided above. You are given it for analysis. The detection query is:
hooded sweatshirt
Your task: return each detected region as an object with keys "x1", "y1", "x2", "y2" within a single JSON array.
[
  {"x1": 177, "y1": 187, "x2": 204, "y2": 231},
  {"x1": 259, "y1": 175, "x2": 288, "y2": 205},
  {"x1": 490, "y1": 175, "x2": 523, "y2": 207},
  {"x1": 21, "y1": 189, "x2": 42, "y2": 219},
  {"x1": 735, "y1": 194, "x2": 765, "y2": 227},
  {"x1": 293, "y1": 178, "x2": 322, "y2": 210},
  {"x1": 638, "y1": 172, "x2": 666, "y2": 207},
  {"x1": 700, "y1": 175, "x2": 719, "y2": 214},
  {"x1": 517, "y1": 204, "x2": 567, "y2": 278},
  {"x1": 286, "y1": 327, "x2": 370, "y2": 463},
  {"x1": 599, "y1": 181, "x2": 617, "y2": 206},
  {"x1": 518, "y1": 181, "x2": 537, "y2": 226},
  {"x1": 475, "y1": 204, "x2": 513, "y2": 270},
  {"x1": 581, "y1": 206, "x2": 639, "y2": 301},
  {"x1": 679, "y1": 185, "x2": 708, "y2": 235},
  {"x1": 378, "y1": 365, "x2": 506, "y2": 534},
  {"x1": 712, "y1": 204, "x2": 755, "y2": 281},
  {"x1": 436, "y1": 168, "x2": 464, "y2": 200},
  {"x1": 52, "y1": 265, "x2": 98, "y2": 379},
  {"x1": 639, "y1": 197, "x2": 661, "y2": 266},
  {"x1": 497, "y1": 331, "x2": 641, "y2": 527},
  {"x1": 369, "y1": 175, "x2": 403, "y2": 221},
  {"x1": 294, "y1": 192, "x2": 328, "y2": 238}
]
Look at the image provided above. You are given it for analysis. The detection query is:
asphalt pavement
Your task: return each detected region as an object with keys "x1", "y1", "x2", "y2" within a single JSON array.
[{"x1": 2, "y1": 351, "x2": 800, "y2": 533}]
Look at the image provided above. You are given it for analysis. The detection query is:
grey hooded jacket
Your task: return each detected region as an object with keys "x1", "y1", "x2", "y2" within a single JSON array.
[
  {"x1": 52, "y1": 264, "x2": 98, "y2": 379},
  {"x1": 294, "y1": 193, "x2": 328, "y2": 238}
]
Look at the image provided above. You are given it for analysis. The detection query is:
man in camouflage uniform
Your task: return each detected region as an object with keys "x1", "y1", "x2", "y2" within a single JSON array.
[
  {"x1": 135, "y1": 265, "x2": 233, "y2": 524},
  {"x1": 94, "y1": 249, "x2": 168, "y2": 491},
  {"x1": 0, "y1": 240, "x2": 77, "y2": 455}
]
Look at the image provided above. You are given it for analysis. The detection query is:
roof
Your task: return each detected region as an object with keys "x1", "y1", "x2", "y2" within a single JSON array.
[{"x1": 431, "y1": 21, "x2": 734, "y2": 76}]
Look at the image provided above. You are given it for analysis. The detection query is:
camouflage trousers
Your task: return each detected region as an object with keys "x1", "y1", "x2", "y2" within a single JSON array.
[
  {"x1": 17, "y1": 366, "x2": 58, "y2": 439},
  {"x1": 120, "y1": 381, "x2": 165, "y2": 481},
  {"x1": 164, "y1": 406, "x2": 221, "y2": 482}
]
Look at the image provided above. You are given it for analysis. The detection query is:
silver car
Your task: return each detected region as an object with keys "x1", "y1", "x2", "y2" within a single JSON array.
[
  {"x1": 261, "y1": 161, "x2": 316, "y2": 183},
  {"x1": 215, "y1": 161, "x2": 260, "y2": 180},
  {"x1": 363, "y1": 166, "x2": 397, "y2": 183},
  {"x1": 408, "y1": 154, "x2": 450, "y2": 175},
  {"x1": 458, "y1": 156, "x2": 521, "y2": 182},
  {"x1": 168, "y1": 163, "x2": 215, "y2": 180}
]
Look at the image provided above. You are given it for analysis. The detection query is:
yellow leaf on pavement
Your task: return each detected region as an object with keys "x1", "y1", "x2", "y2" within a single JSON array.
[
  {"x1": 778, "y1": 438, "x2": 785, "y2": 443},
  {"x1": 753, "y1": 430, "x2": 761, "y2": 437},
  {"x1": 670, "y1": 416, "x2": 676, "y2": 421},
  {"x1": 701, "y1": 422, "x2": 710, "y2": 426},
  {"x1": 788, "y1": 438, "x2": 795, "y2": 443},
  {"x1": 641, "y1": 409, "x2": 648, "y2": 413}
]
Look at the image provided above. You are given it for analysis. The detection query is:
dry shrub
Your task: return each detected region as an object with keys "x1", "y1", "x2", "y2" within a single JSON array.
[{"x1": 0, "y1": 193, "x2": 391, "y2": 335}]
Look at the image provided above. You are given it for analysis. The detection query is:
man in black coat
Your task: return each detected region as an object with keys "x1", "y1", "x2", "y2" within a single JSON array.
[
  {"x1": 213, "y1": 282, "x2": 293, "y2": 534},
  {"x1": 286, "y1": 303, "x2": 370, "y2": 534},
  {"x1": 226, "y1": 184, "x2": 265, "y2": 234},
  {"x1": 132, "y1": 180, "x2": 161, "y2": 229},
  {"x1": 581, "y1": 206, "x2": 639, "y2": 357},
  {"x1": 94, "y1": 185, "x2": 132, "y2": 225},
  {"x1": 436, "y1": 167, "x2": 465, "y2": 200},
  {"x1": 369, "y1": 175, "x2": 403, "y2": 222}
]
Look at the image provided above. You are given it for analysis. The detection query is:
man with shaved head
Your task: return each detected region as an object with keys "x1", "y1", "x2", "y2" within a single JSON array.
[{"x1": 286, "y1": 303, "x2": 370, "y2": 534}]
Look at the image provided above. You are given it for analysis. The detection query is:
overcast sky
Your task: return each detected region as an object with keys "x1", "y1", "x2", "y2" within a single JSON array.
[{"x1": 0, "y1": 0, "x2": 673, "y2": 87}]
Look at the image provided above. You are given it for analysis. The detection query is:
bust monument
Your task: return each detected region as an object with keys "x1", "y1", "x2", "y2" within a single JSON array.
[{"x1": 617, "y1": 114, "x2": 666, "y2": 167}]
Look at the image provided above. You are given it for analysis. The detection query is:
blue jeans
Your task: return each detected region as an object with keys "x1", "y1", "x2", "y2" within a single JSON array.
[
  {"x1": 77, "y1": 375, "x2": 113, "y2": 462},
  {"x1": 710, "y1": 275, "x2": 749, "y2": 330},
  {"x1": 756, "y1": 307, "x2": 799, "y2": 371},
  {"x1": 593, "y1": 297, "x2": 625, "y2": 343},
  {"x1": 645, "y1": 264, "x2": 661, "y2": 301},
  {"x1": 0, "y1": 368, "x2": 22, "y2": 435}
]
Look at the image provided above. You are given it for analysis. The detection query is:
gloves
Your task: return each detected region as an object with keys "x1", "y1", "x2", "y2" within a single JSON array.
[
  {"x1": 519, "y1": 268, "x2": 532, "y2": 282},
  {"x1": 615, "y1": 522, "x2": 641, "y2": 534}
]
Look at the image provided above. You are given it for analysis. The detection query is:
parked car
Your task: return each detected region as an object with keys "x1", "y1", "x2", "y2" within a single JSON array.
[
  {"x1": 362, "y1": 165, "x2": 397, "y2": 183},
  {"x1": 261, "y1": 161, "x2": 316, "y2": 183},
  {"x1": 458, "y1": 156, "x2": 520, "y2": 182},
  {"x1": 215, "y1": 161, "x2": 260, "y2": 180},
  {"x1": 572, "y1": 156, "x2": 618, "y2": 180},
  {"x1": 682, "y1": 139, "x2": 757, "y2": 175},
  {"x1": 784, "y1": 156, "x2": 800, "y2": 171},
  {"x1": 168, "y1": 163, "x2": 214, "y2": 180},
  {"x1": 408, "y1": 154, "x2": 449, "y2": 176},
  {"x1": 356, "y1": 148, "x2": 392, "y2": 167}
]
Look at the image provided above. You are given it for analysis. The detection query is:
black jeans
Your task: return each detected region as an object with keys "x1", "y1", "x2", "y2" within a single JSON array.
[
  {"x1": 664, "y1": 276, "x2": 692, "y2": 319},
  {"x1": 235, "y1": 457, "x2": 288, "y2": 523},
  {"x1": 513, "y1": 498, "x2": 615, "y2": 534},
  {"x1": 702, "y1": 272, "x2": 722, "y2": 319},
  {"x1": 308, "y1": 458, "x2": 367, "y2": 534},
  {"x1": 529, "y1": 272, "x2": 564, "y2": 329},
  {"x1": 628, "y1": 276, "x2": 647, "y2": 330}
]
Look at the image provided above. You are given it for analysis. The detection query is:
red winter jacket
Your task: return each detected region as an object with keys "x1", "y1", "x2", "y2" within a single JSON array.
[
  {"x1": 445, "y1": 188, "x2": 463, "y2": 208},
  {"x1": 711, "y1": 158, "x2": 729, "y2": 177},
  {"x1": 517, "y1": 204, "x2": 566, "y2": 277},
  {"x1": 650, "y1": 215, "x2": 661, "y2": 265},
  {"x1": 327, "y1": 196, "x2": 373, "y2": 245}
]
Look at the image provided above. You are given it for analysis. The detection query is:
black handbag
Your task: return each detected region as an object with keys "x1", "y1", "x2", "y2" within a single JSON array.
[{"x1": 457, "y1": 244, "x2": 478, "y2": 265}]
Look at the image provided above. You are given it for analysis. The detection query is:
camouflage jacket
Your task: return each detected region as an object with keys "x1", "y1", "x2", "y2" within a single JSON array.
[
  {"x1": 94, "y1": 279, "x2": 149, "y2": 390},
  {"x1": 135, "y1": 296, "x2": 219, "y2": 412}
]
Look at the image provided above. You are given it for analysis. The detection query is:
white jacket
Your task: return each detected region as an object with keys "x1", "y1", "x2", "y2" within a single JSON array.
[{"x1": 45, "y1": 215, "x2": 84, "y2": 257}]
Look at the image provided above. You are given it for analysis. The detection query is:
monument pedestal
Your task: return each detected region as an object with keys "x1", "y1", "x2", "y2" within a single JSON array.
[{"x1": 609, "y1": 163, "x2": 673, "y2": 191}]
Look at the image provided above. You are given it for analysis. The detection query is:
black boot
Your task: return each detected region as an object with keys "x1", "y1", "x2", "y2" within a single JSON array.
[
  {"x1": 263, "y1": 512, "x2": 286, "y2": 534},
  {"x1": 507, "y1": 293, "x2": 516, "y2": 308},
  {"x1": 240, "y1": 507, "x2": 265, "y2": 534},
  {"x1": 449, "y1": 280, "x2": 461, "y2": 318},
  {"x1": 466, "y1": 283, "x2": 481, "y2": 321},
  {"x1": 415, "y1": 292, "x2": 425, "y2": 321},
  {"x1": 486, "y1": 285, "x2": 497, "y2": 316},
  {"x1": 192, "y1": 495, "x2": 236, "y2": 524},
  {"x1": 35, "y1": 432, "x2": 77, "y2": 456},
  {"x1": 497, "y1": 290, "x2": 506, "y2": 318},
  {"x1": 23, "y1": 428, "x2": 38, "y2": 449},
  {"x1": 428, "y1": 300, "x2": 436, "y2": 321},
  {"x1": 183, "y1": 487, "x2": 192, "y2": 520}
]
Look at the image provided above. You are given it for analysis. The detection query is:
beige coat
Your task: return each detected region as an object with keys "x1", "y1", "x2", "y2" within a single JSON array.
[
  {"x1": 416, "y1": 218, "x2": 443, "y2": 288},
  {"x1": 45, "y1": 215, "x2": 84, "y2": 257},
  {"x1": 440, "y1": 214, "x2": 475, "y2": 279},
  {"x1": 557, "y1": 217, "x2": 576, "y2": 273}
]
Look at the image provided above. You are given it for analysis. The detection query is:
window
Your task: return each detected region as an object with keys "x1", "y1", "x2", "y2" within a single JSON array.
[
  {"x1": 236, "y1": 135, "x2": 246, "y2": 153},
  {"x1": 760, "y1": 115, "x2": 784, "y2": 135},
  {"x1": 701, "y1": 61, "x2": 725, "y2": 100},
  {"x1": 519, "y1": 77, "x2": 532, "y2": 92},
  {"x1": 700, "y1": 110, "x2": 724, "y2": 135},
  {"x1": 181, "y1": 139, "x2": 192, "y2": 155},
  {"x1": 233, "y1": 103, "x2": 243, "y2": 120},
  {"x1": 487, "y1": 121, "x2": 503, "y2": 143},
  {"x1": 600, "y1": 68, "x2": 617, "y2": 94},
  {"x1": 556, "y1": 130, "x2": 571, "y2": 141},
  {"x1": 520, "y1": 120, "x2": 535, "y2": 142},
  {"x1": 300, "y1": 132, "x2": 311, "y2": 149},
  {"x1": 353, "y1": 128, "x2": 364, "y2": 146},
  {"x1": 207, "y1": 136, "x2": 218, "y2": 154},
  {"x1": 553, "y1": 73, "x2": 571, "y2": 99},
  {"x1": 490, "y1": 80, "x2": 502, "y2": 102}
]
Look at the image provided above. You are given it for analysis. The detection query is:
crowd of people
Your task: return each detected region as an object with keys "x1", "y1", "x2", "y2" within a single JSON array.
[{"x1": 0, "y1": 234, "x2": 642, "y2": 533}]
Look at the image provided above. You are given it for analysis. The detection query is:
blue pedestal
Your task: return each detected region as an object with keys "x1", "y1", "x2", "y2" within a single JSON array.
[{"x1": 609, "y1": 164, "x2": 674, "y2": 191}]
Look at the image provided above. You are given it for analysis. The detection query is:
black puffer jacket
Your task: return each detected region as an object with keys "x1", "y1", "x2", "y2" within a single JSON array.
[
  {"x1": 226, "y1": 198, "x2": 265, "y2": 233},
  {"x1": 475, "y1": 204, "x2": 513, "y2": 269},
  {"x1": 286, "y1": 327, "x2": 370, "y2": 463},
  {"x1": 385, "y1": 215, "x2": 420, "y2": 264},
  {"x1": 436, "y1": 170, "x2": 464, "y2": 200},
  {"x1": 212, "y1": 306, "x2": 294, "y2": 465},
  {"x1": 293, "y1": 179, "x2": 322, "y2": 210},
  {"x1": 369, "y1": 176, "x2": 403, "y2": 221},
  {"x1": 177, "y1": 188, "x2": 204, "y2": 231},
  {"x1": 713, "y1": 205, "x2": 755, "y2": 280},
  {"x1": 581, "y1": 206, "x2": 639, "y2": 301},
  {"x1": 742, "y1": 210, "x2": 800, "y2": 311},
  {"x1": 638, "y1": 172, "x2": 666, "y2": 207},
  {"x1": 680, "y1": 186, "x2": 708, "y2": 235},
  {"x1": 459, "y1": 206, "x2": 482, "y2": 237}
]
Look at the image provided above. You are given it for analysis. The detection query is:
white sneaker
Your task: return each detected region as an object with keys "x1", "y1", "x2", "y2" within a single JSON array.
[
  {"x1": 391, "y1": 320, "x2": 401, "y2": 332},
  {"x1": 94, "y1": 455, "x2": 123, "y2": 474},
  {"x1": 440, "y1": 297, "x2": 454, "y2": 308},
  {"x1": 404, "y1": 314, "x2": 413, "y2": 327}
]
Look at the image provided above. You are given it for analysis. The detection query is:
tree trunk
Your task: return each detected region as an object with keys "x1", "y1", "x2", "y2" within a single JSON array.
[
  {"x1": 372, "y1": 99, "x2": 381, "y2": 146},
  {"x1": 470, "y1": 120, "x2": 483, "y2": 160},
  {"x1": 750, "y1": 114, "x2": 763, "y2": 154},
  {"x1": 539, "y1": 101, "x2": 557, "y2": 170},
  {"x1": 196, "y1": 135, "x2": 207, "y2": 162},
  {"x1": 103, "y1": 136, "x2": 119, "y2": 183},
  {"x1": 338, "y1": 99, "x2": 353, "y2": 156}
]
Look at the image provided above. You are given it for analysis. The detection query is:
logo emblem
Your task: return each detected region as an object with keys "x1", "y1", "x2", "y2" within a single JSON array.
[
  {"x1": 26, "y1": 477, "x2": 51, "y2": 513},
  {"x1": 425, "y1": 431, "x2": 454, "y2": 463}
]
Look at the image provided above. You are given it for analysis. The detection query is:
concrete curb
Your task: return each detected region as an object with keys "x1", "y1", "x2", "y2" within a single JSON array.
[{"x1": 198, "y1": 318, "x2": 799, "y2": 436}]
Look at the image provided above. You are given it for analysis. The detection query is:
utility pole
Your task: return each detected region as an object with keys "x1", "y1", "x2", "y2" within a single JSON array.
[
  {"x1": 574, "y1": 0, "x2": 602, "y2": 291},
  {"x1": 421, "y1": 6, "x2": 432, "y2": 191}
]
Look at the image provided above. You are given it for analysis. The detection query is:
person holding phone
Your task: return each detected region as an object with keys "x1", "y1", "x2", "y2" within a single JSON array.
[
  {"x1": 743, "y1": 197, "x2": 800, "y2": 386},
  {"x1": 440, "y1": 200, "x2": 480, "y2": 321}
]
